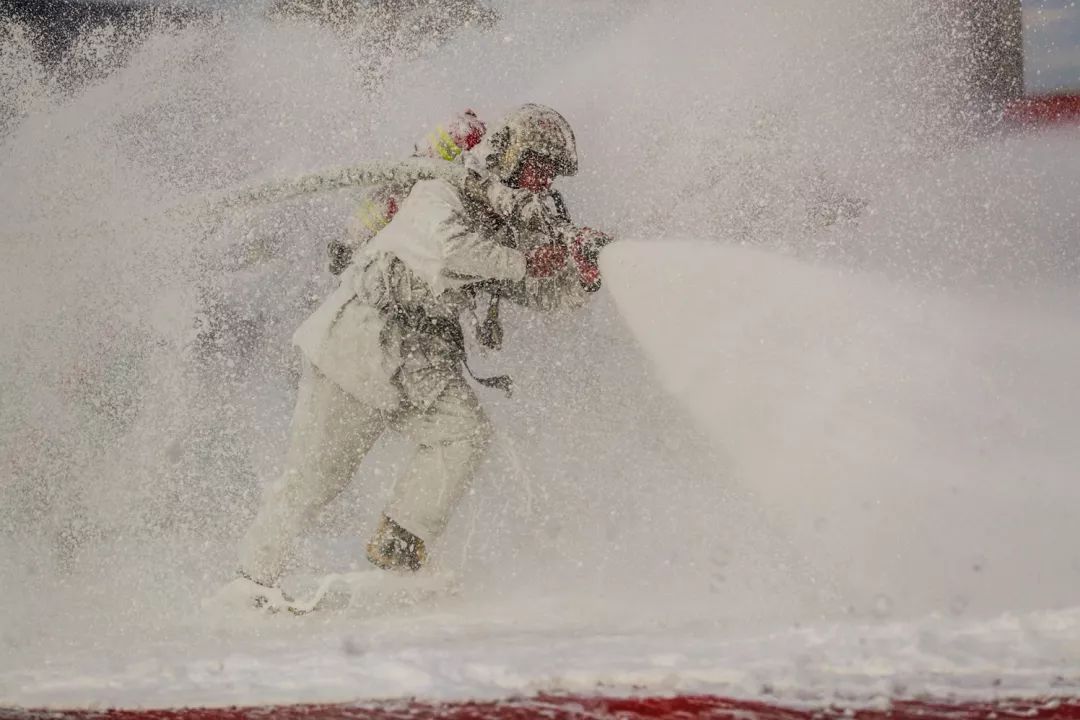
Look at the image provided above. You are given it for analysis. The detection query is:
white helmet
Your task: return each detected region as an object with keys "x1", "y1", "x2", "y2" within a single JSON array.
[{"x1": 485, "y1": 104, "x2": 578, "y2": 183}]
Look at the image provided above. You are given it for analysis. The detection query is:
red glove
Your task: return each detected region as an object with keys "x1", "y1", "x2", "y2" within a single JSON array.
[
  {"x1": 569, "y1": 228, "x2": 613, "y2": 292},
  {"x1": 525, "y1": 241, "x2": 568, "y2": 278}
]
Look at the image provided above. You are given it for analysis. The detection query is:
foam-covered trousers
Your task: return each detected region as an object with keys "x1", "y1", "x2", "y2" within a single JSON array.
[{"x1": 238, "y1": 360, "x2": 492, "y2": 586}]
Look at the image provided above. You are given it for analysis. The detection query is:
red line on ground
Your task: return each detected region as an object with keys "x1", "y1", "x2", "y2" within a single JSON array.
[{"x1": 5, "y1": 695, "x2": 1080, "y2": 720}]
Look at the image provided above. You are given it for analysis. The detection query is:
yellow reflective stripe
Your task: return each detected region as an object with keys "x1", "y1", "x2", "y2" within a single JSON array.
[
  {"x1": 428, "y1": 132, "x2": 454, "y2": 161},
  {"x1": 439, "y1": 128, "x2": 461, "y2": 159},
  {"x1": 357, "y1": 199, "x2": 389, "y2": 233},
  {"x1": 431, "y1": 126, "x2": 461, "y2": 161},
  {"x1": 365, "y1": 210, "x2": 388, "y2": 232},
  {"x1": 356, "y1": 202, "x2": 377, "y2": 232}
]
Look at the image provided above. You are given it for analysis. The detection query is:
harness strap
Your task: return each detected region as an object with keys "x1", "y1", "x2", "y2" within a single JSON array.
[
  {"x1": 475, "y1": 293, "x2": 503, "y2": 351},
  {"x1": 464, "y1": 361, "x2": 514, "y2": 397}
]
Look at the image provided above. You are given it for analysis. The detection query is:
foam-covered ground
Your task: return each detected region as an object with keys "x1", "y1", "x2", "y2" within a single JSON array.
[{"x1": 2, "y1": 0, "x2": 1079, "y2": 710}]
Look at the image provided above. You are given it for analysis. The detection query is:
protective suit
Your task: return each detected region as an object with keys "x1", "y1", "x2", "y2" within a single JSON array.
[{"x1": 237, "y1": 105, "x2": 600, "y2": 589}]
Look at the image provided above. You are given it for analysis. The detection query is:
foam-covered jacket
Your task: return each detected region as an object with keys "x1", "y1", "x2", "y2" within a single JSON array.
[{"x1": 293, "y1": 172, "x2": 588, "y2": 410}]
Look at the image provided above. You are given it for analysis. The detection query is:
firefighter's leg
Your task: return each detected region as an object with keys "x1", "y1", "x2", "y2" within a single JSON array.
[
  {"x1": 373, "y1": 375, "x2": 492, "y2": 567},
  {"x1": 239, "y1": 360, "x2": 388, "y2": 586}
]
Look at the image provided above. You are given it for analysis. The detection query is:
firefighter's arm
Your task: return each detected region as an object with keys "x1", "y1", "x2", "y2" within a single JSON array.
[
  {"x1": 427, "y1": 179, "x2": 588, "y2": 285},
  {"x1": 359, "y1": 178, "x2": 526, "y2": 293}
]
